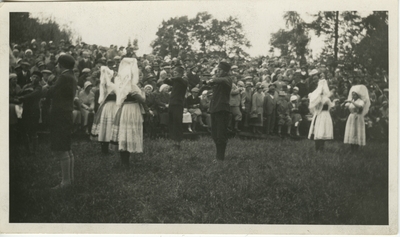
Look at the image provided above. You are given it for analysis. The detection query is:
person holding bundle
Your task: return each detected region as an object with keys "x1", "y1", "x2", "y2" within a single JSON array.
[
  {"x1": 343, "y1": 85, "x2": 370, "y2": 151},
  {"x1": 91, "y1": 66, "x2": 118, "y2": 154},
  {"x1": 111, "y1": 58, "x2": 152, "y2": 168},
  {"x1": 308, "y1": 72, "x2": 334, "y2": 152}
]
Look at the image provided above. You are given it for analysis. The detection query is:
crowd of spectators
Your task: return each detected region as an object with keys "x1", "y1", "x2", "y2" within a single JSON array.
[{"x1": 9, "y1": 38, "x2": 390, "y2": 155}]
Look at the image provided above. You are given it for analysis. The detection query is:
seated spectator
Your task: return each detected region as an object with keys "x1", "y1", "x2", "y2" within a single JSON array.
[
  {"x1": 200, "y1": 90, "x2": 212, "y2": 132},
  {"x1": 182, "y1": 108, "x2": 193, "y2": 133},
  {"x1": 78, "y1": 68, "x2": 91, "y2": 88},
  {"x1": 79, "y1": 81, "x2": 95, "y2": 134},
  {"x1": 186, "y1": 87, "x2": 206, "y2": 132}
]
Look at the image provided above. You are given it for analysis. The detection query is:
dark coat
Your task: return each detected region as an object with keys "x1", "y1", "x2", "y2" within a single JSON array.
[
  {"x1": 209, "y1": 76, "x2": 232, "y2": 114},
  {"x1": 46, "y1": 69, "x2": 77, "y2": 113},
  {"x1": 164, "y1": 77, "x2": 188, "y2": 106},
  {"x1": 263, "y1": 93, "x2": 277, "y2": 116},
  {"x1": 17, "y1": 70, "x2": 31, "y2": 88},
  {"x1": 19, "y1": 83, "x2": 42, "y2": 121}
]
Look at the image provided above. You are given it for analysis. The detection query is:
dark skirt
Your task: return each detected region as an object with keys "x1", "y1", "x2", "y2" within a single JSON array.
[{"x1": 50, "y1": 110, "x2": 73, "y2": 151}]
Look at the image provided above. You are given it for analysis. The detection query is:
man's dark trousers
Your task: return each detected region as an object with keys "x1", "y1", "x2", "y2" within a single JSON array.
[{"x1": 211, "y1": 111, "x2": 230, "y2": 160}]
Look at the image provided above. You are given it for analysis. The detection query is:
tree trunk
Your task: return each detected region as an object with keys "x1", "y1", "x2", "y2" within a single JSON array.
[{"x1": 333, "y1": 11, "x2": 339, "y2": 74}]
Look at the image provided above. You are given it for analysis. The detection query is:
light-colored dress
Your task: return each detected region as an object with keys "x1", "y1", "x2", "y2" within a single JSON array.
[
  {"x1": 344, "y1": 99, "x2": 366, "y2": 146},
  {"x1": 111, "y1": 91, "x2": 145, "y2": 153},
  {"x1": 91, "y1": 66, "x2": 118, "y2": 142},
  {"x1": 308, "y1": 97, "x2": 334, "y2": 140}
]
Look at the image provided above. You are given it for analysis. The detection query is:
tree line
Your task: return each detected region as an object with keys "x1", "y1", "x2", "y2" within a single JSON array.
[{"x1": 270, "y1": 11, "x2": 388, "y2": 74}]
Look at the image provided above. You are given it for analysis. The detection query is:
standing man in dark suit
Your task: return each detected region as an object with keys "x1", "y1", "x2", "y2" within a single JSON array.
[
  {"x1": 263, "y1": 84, "x2": 277, "y2": 135},
  {"x1": 44, "y1": 54, "x2": 77, "y2": 189},
  {"x1": 207, "y1": 62, "x2": 233, "y2": 161},
  {"x1": 164, "y1": 65, "x2": 188, "y2": 149}
]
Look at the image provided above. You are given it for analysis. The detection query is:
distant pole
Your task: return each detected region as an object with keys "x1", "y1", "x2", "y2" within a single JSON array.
[{"x1": 333, "y1": 11, "x2": 339, "y2": 75}]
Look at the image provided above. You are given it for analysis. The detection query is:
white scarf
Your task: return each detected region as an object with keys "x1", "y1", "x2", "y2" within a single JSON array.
[
  {"x1": 98, "y1": 66, "x2": 116, "y2": 105},
  {"x1": 115, "y1": 58, "x2": 141, "y2": 107}
]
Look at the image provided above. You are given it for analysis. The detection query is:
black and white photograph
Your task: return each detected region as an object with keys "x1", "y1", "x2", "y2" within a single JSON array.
[{"x1": 0, "y1": 0, "x2": 398, "y2": 235}]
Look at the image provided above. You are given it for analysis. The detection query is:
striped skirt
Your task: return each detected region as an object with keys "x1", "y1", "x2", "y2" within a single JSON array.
[
  {"x1": 110, "y1": 102, "x2": 144, "y2": 153},
  {"x1": 91, "y1": 101, "x2": 118, "y2": 142}
]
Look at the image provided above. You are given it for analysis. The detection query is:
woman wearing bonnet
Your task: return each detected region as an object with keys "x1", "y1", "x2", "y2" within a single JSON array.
[
  {"x1": 91, "y1": 66, "x2": 118, "y2": 154},
  {"x1": 308, "y1": 71, "x2": 334, "y2": 152},
  {"x1": 111, "y1": 58, "x2": 153, "y2": 168},
  {"x1": 343, "y1": 85, "x2": 370, "y2": 151}
]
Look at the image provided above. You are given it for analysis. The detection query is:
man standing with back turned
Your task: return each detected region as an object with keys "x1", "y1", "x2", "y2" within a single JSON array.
[
  {"x1": 164, "y1": 65, "x2": 188, "y2": 149},
  {"x1": 45, "y1": 54, "x2": 77, "y2": 189},
  {"x1": 207, "y1": 62, "x2": 233, "y2": 161}
]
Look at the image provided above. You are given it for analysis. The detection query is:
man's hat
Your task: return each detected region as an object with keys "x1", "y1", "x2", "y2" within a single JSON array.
[
  {"x1": 245, "y1": 82, "x2": 253, "y2": 88},
  {"x1": 244, "y1": 75, "x2": 253, "y2": 80},
  {"x1": 218, "y1": 62, "x2": 231, "y2": 72},
  {"x1": 31, "y1": 71, "x2": 43, "y2": 78},
  {"x1": 57, "y1": 54, "x2": 75, "y2": 69},
  {"x1": 9, "y1": 73, "x2": 17, "y2": 79},
  {"x1": 82, "y1": 68, "x2": 91, "y2": 73},
  {"x1": 37, "y1": 61, "x2": 45, "y2": 68},
  {"x1": 21, "y1": 61, "x2": 30, "y2": 67}
]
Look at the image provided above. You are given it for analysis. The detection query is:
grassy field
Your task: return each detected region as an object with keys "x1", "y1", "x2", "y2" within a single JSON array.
[{"x1": 9, "y1": 135, "x2": 388, "y2": 224}]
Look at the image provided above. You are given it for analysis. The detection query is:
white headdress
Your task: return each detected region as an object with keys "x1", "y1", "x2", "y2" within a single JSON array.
[
  {"x1": 347, "y1": 85, "x2": 370, "y2": 116},
  {"x1": 98, "y1": 66, "x2": 116, "y2": 105},
  {"x1": 115, "y1": 58, "x2": 141, "y2": 107},
  {"x1": 308, "y1": 79, "x2": 333, "y2": 115}
]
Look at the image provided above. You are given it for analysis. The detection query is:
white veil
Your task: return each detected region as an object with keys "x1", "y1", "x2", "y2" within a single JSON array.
[
  {"x1": 347, "y1": 85, "x2": 371, "y2": 116},
  {"x1": 115, "y1": 58, "x2": 141, "y2": 107},
  {"x1": 308, "y1": 79, "x2": 332, "y2": 115},
  {"x1": 98, "y1": 66, "x2": 116, "y2": 105}
]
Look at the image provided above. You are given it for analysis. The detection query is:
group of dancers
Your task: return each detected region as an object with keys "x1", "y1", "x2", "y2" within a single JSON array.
[
  {"x1": 308, "y1": 76, "x2": 370, "y2": 152},
  {"x1": 48, "y1": 54, "x2": 370, "y2": 189}
]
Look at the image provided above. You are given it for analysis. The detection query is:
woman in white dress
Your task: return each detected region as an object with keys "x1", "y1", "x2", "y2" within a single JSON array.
[
  {"x1": 111, "y1": 58, "x2": 153, "y2": 168},
  {"x1": 343, "y1": 85, "x2": 370, "y2": 151},
  {"x1": 91, "y1": 66, "x2": 118, "y2": 153},
  {"x1": 308, "y1": 72, "x2": 334, "y2": 151}
]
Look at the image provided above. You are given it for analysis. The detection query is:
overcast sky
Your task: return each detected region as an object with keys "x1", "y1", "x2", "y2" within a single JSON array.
[{"x1": 29, "y1": 2, "x2": 372, "y2": 58}]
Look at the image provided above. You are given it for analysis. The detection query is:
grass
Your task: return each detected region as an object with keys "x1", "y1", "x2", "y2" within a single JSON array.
[{"x1": 9, "y1": 135, "x2": 388, "y2": 224}]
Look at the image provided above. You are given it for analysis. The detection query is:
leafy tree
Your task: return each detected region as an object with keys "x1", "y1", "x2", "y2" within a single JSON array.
[
  {"x1": 10, "y1": 13, "x2": 76, "y2": 45},
  {"x1": 151, "y1": 12, "x2": 251, "y2": 59},
  {"x1": 354, "y1": 11, "x2": 388, "y2": 73},
  {"x1": 151, "y1": 16, "x2": 192, "y2": 58},
  {"x1": 270, "y1": 11, "x2": 310, "y2": 65},
  {"x1": 308, "y1": 11, "x2": 364, "y2": 71}
]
